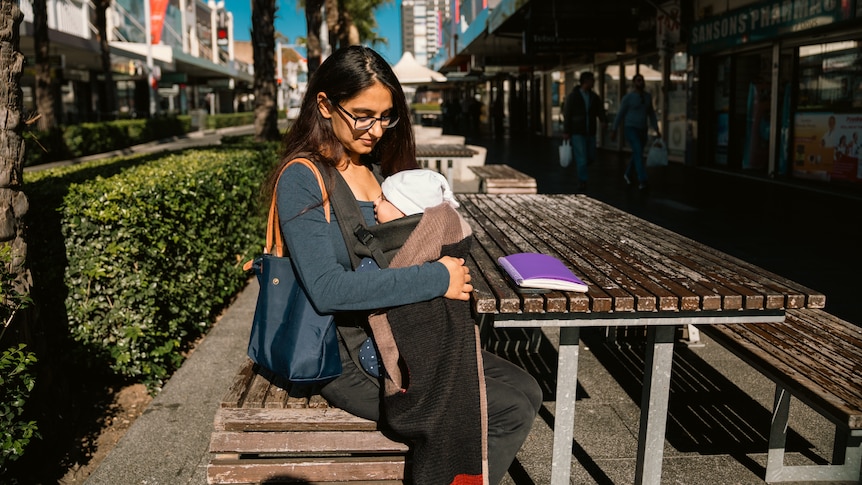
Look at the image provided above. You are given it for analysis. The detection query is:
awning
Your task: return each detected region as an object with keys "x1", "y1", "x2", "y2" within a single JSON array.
[{"x1": 392, "y1": 51, "x2": 447, "y2": 85}]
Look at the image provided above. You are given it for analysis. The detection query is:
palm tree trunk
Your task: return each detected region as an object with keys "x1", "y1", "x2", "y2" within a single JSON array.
[
  {"x1": 1, "y1": 0, "x2": 30, "y2": 282},
  {"x1": 305, "y1": 0, "x2": 324, "y2": 75},
  {"x1": 95, "y1": 0, "x2": 116, "y2": 121},
  {"x1": 324, "y1": 0, "x2": 340, "y2": 51},
  {"x1": 32, "y1": 0, "x2": 57, "y2": 129},
  {"x1": 251, "y1": 0, "x2": 279, "y2": 141}
]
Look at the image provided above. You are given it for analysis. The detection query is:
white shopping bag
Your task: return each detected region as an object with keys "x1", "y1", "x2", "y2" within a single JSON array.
[
  {"x1": 646, "y1": 138, "x2": 668, "y2": 167},
  {"x1": 559, "y1": 139, "x2": 572, "y2": 168}
]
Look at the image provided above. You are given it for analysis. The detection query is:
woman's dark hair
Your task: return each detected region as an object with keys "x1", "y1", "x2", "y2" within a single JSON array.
[
  {"x1": 265, "y1": 46, "x2": 417, "y2": 200},
  {"x1": 633, "y1": 74, "x2": 646, "y2": 103}
]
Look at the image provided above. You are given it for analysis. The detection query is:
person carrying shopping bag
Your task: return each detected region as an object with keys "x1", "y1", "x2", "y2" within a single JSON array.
[
  {"x1": 563, "y1": 71, "x2": 607, "y2": 191},
  {"x1": 611, "y1": 73, "x2": 661, "y2": 190}
]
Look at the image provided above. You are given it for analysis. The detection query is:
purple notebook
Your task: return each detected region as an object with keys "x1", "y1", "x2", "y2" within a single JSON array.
[{"x1": 497, "y1": 252, "x2": 588, "y2": 292}]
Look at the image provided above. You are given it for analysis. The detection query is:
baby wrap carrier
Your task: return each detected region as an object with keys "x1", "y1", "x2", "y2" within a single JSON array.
[{"x1": 326, "y1": 163, "x2": 488, "y2": 485}]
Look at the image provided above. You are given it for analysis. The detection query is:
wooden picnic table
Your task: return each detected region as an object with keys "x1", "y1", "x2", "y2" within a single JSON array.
[
  {"x1": 416, "y1": 143, "x2": 479, "y2": 186},
  {"x1": 456, "y1": 193, "x2": 826, "y2": 485}
]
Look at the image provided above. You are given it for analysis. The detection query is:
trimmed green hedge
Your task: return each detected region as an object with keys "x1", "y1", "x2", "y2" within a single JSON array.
[
  {"x1": 24, "y1": 117, "x2": 189, "y2": 167},
  {"x1": 25, "y1": 145, "x2": 277, "y2": 387},
  {"x1": 0, "y1": 246, "x2": 38, "y2": 469}
]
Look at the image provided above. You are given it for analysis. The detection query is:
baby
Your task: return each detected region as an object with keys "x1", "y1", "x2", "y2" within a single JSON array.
[
  {"x1": 374, "y1": 168, "x2": 459, "y2": 223},
  {"x1": 354, "y1": 168, "x2": 459, "y2": 272}
]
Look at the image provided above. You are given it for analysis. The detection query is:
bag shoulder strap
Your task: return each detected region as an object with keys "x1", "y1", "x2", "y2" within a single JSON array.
[
  {"x1": 242, "y1": 159, "x2": 329, "y2": 273},
  {"x1": 326, "y1": 166, "x2": 368, "y2": 270},
  {"x1": 320, "y1": 162, "x2": 390, "y2": 270}
]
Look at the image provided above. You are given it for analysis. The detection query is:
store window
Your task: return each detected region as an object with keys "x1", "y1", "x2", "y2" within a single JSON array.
[
  {"x1": 798, "y1": 40, "x2": 861, "y2": 111},
  {"x1": 793, "y1": 39, "x2": 862, "y2": 184},
  {"x1": 601, "y1": 64, "x2": 621, "y2": 148},
  {"x1": 667, "y1": 51, "x2": 688, "y2": 160}
]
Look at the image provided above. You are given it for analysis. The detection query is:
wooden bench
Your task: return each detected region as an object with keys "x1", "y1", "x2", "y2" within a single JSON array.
[
  {"x1": 468, "y1": 165, "x2": 537, "y2": 194},
  {"x1": 697, "y1": 308, "x2": 862, "y2": 483},
  {"x1": 207, "y1": 359, "x2": 409, "y2": 484}
]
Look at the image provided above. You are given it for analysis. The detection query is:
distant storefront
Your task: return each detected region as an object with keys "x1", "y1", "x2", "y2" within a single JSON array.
[{"x1": 688, "y1": 0, "x2": 862, "y2": 189}]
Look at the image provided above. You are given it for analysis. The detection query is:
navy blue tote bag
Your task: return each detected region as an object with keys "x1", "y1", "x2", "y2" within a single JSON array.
[{"x1": 244, "y1": 159, "x2": 342, "y2": 384}]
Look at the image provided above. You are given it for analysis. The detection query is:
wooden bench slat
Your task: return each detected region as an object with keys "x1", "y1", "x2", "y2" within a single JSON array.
[
  {"x1": 732, "y1": 322, "x2": 862, "y2": 405},
  {"x1": 469, "y1": 165, "x2": 537, "y2": 195},
  {"x1": 220, "y1": 359, "x2": 256, "y2": 408},
  {"x1": 209, "y1": 431, "x2": 409, "y2": 454},
  {"x1": 215, "y1": 407, "x2": 383, "y2": 432},
  {"x1": 208, "y1": 456, "x2": 405, "y2": 484},
  {"x1": 210, "y1": 361, "x2": 410, "y2": 484},
  {"x1": 699, "y1": 309, "x2": 862, "y2": 429},
  {"x1": 778, "y1": 318, "x2": 862, "y2": 381},
  {"x1": 243, "y1": 373, "x2": 273, "y2": 408}
]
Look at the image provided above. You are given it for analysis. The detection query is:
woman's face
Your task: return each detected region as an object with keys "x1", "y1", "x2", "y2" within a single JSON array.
[{"x1": 318, "y1": 81, "x2": 394, "y2": 160}]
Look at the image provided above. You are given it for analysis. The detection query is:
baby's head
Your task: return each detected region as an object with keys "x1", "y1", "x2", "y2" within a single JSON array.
[{"x1": 375, "y1": 169, "x2": 459, "y2": 223}]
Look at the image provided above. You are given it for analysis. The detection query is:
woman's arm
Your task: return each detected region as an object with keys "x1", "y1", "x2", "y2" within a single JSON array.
[{"x1": 276, "y1": 163, "x2": 450, "y2": 313}]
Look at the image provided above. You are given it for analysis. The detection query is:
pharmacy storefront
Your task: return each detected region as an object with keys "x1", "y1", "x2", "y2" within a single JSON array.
[{"x1": 689, "y1": 0, "x2": 862, "y2": 189}]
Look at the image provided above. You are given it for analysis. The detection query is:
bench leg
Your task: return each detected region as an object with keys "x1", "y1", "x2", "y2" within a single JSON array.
[
  {"x1": 679, "y1": 324, "x2": 704, "y2": 347},
  {"x1": 766, "y1": 385, "x2": 792, "y2": 482},
  {"x1": 765, "y1": 385, "x2": 862, "y2": 483}
]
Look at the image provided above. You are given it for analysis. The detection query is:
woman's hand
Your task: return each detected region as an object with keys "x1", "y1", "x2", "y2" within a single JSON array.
[{"x1": 438, "y1": 256, "x2": 473, "y2": 301}]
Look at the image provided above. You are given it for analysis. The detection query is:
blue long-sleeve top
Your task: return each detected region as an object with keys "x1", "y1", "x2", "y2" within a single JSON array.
[
  {"x1": 612, "y1": 90, "x2": 659, "y2": 132},
  {"x1": 275, "y1": 162, "x2": 449, "y2": 313}
]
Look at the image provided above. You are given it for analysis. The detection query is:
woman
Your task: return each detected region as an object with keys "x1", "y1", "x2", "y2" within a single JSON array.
[
  {"x1": 611, "y1": 73, "x2": 661, "y2": 189},
  {"x1": 264, "y1": 45, "x2": 542, "y2": 485}
]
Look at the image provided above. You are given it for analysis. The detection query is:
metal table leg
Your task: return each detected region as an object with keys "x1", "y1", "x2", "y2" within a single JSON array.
[
  {"x1": 635, "y1": 325, "x2": 676, "y2": 484},
  {"x1": 551, "y1": 327, "x2": 581, "y2": 485}
]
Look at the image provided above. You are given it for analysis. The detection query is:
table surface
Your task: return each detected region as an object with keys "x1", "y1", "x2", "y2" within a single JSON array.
[
  {"x1": 457, "y1": 193, "x2": 826, "y2": 317},
  {"x1": 456, "y1": 193, "x2": 826, "y2": 484}
]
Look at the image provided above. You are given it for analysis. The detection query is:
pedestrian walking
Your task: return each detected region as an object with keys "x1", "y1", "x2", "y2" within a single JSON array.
[
  {"x1": 611, "y1": 73, "x2": 661, "y2": 190},
  {"x1": 563, "y1": 72, "x2": 607, "y2": 191}
]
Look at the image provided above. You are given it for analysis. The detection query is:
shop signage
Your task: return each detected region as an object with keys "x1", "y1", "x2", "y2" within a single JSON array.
[
  {"x1": 689, "y1": 0, "x2": 856, "y2": 55},
  {"x1": 656, "y1": 0, "x2": 682, "y2": 49},
  {"x1": 522, "y1": 32, "x2": 625, "y2": 54}
]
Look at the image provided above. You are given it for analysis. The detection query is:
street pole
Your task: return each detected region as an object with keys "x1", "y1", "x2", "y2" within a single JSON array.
[{"x1": 144, "y1": 0, "x2": 156, "y2": 116}]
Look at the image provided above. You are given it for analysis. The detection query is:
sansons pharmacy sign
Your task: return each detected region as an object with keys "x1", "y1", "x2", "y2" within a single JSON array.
[{"x1": 689, "y1": 0, "x2": 856, "y2": 54}]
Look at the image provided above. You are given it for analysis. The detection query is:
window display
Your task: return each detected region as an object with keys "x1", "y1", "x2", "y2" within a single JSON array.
[{"x1": 794, "y1": 39, "x2": 862, "y2": 184}]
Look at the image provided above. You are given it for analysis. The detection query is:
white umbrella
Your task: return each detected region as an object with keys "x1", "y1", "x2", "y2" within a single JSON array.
[{"x1": 392, "y1": 51, "x2": 447, "y2": 85}]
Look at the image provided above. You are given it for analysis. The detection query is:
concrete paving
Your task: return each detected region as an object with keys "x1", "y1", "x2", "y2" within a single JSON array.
[{"x1": 82, "y1": 126, "x2": 859, "y2": 484}]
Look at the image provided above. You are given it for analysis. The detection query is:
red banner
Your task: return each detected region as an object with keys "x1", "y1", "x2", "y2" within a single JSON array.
[{"x1": 150, "y1": 0, "x2": 170, "y2": 45}]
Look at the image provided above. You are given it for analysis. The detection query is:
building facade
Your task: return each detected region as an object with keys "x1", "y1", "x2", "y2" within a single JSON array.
[
  {"x1": 431, "y1": 0, "x2": 862, "y2": 193},
  {"x1": 402, "y1": 0, "x2": 450, "y2": 66},
  {"x1": 19, "y1": 0, "x2": 253, "y2": 123}
]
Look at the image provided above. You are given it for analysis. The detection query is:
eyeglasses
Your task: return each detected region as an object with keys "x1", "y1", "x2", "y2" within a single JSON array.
[{"x1": 333, "y1": 102, "x2": 399, "y2": 131}]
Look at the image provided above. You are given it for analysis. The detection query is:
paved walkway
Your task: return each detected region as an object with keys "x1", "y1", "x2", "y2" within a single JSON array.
[{"x1": 83, "y1": 127, "x2": 858, "y2": 484}]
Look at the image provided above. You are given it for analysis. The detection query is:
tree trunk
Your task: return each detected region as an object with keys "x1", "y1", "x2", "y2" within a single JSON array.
[
  {"x1": 251, "y1": 0, "x2": 279, "y2": 142},
  {"x1": 305, "y1": 0, "x2": 324, "y2": 75},
  {"x1": 32, "y1": 0, "x2": 57, "y2": 130},
  {"x1": 1, "y1": 0, "x2": 30, "y2": 290},
  {"x1": 324, "y1": 0, "x2": 340, "y2": 51},
  {"x1": 95, "y1": 0, "x2": 116, "y2": 121}
]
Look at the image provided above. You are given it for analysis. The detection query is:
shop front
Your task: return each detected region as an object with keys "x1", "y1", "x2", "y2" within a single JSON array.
[{"x1": 690, "y1": 0, "x2": 862, "y2": 189}]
